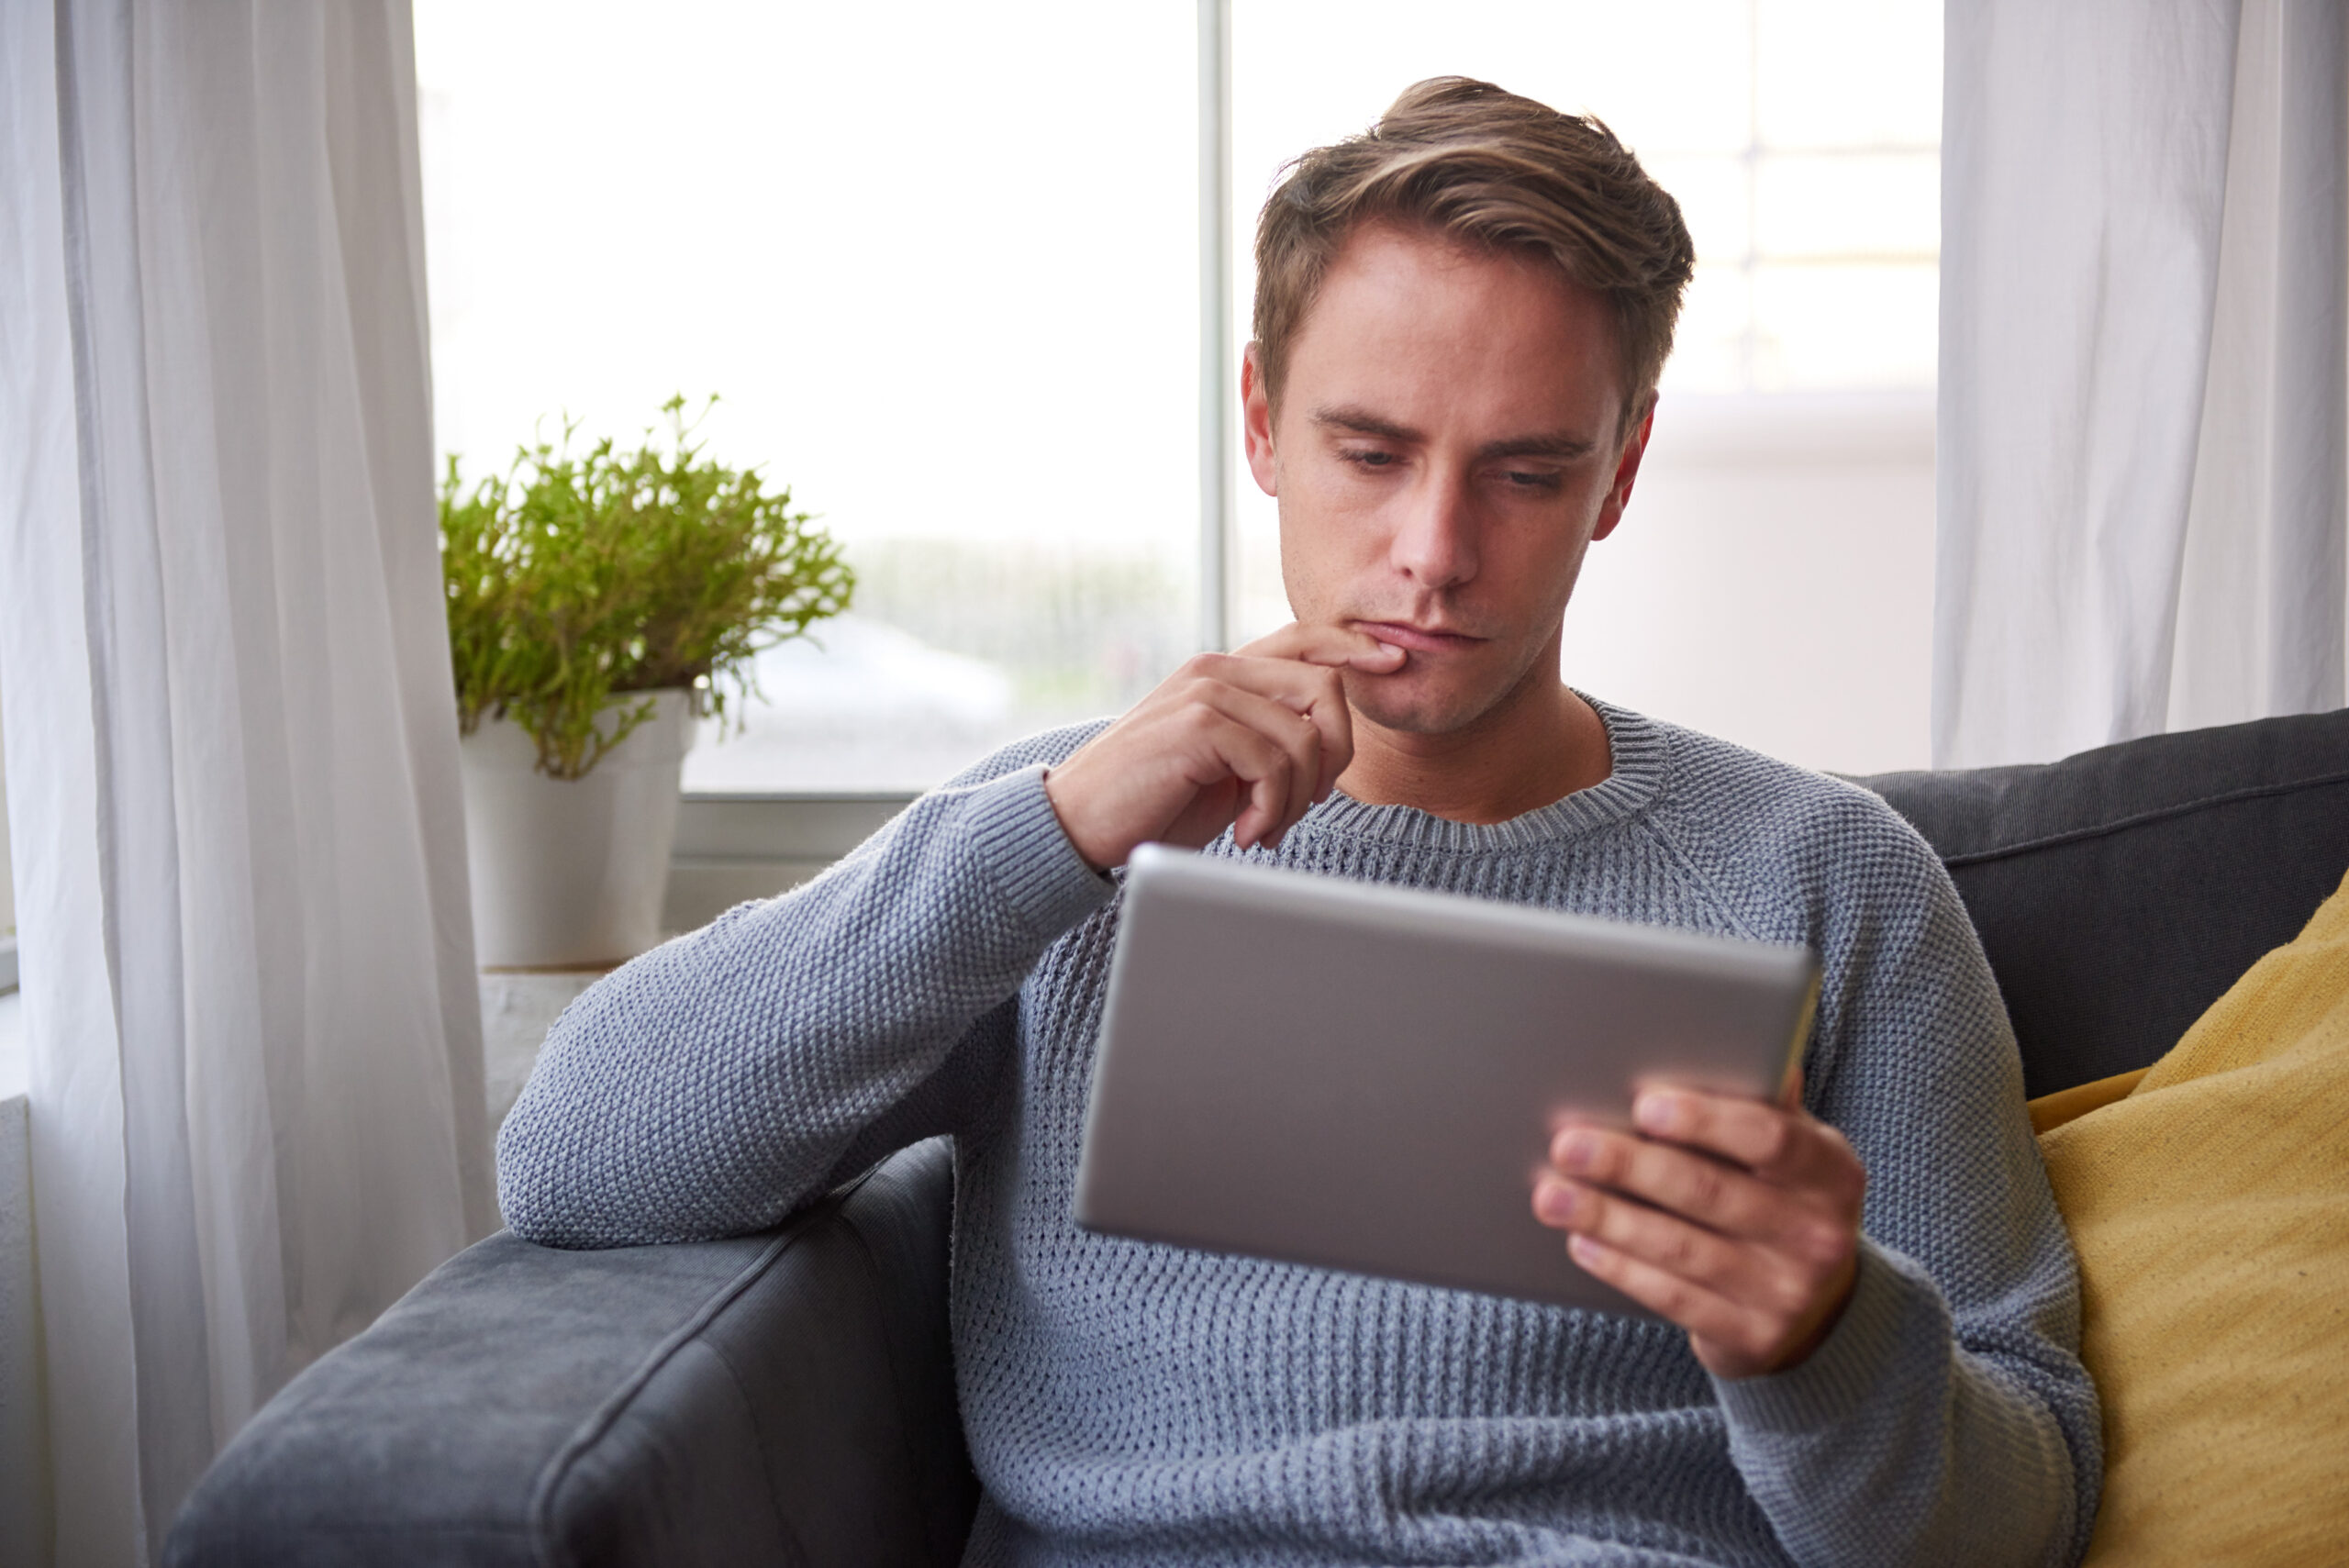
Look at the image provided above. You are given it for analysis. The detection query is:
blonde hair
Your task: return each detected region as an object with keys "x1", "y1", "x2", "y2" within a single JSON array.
[{"x1": 1252, "y1": 76, "x2": 1696, "y2": 425}]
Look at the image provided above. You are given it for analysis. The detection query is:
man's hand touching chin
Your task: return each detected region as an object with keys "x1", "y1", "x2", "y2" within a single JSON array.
[
  {"x1": 1042, "y1": 623, "x2": 1405, "y2": 873},
  {"x1": 1531, "y1": 1070, "x2": 1865, "y2": 1380}
]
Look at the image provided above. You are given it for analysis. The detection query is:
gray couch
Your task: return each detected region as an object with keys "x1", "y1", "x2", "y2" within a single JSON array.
[{"x1": 165, "y1": 709, "x2": 2349, "y2": 1567}]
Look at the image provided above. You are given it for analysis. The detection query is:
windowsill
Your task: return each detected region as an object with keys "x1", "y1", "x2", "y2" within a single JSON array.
[
  {"x1": 679, "y1": 789, "x2": 925, "y2": 804},
  {"x1": 663, "y1": 791, "x2": 916, "y2": 932},
  {"x1": 479, "y1": 968, "x2": 604, "y2": 1132}
]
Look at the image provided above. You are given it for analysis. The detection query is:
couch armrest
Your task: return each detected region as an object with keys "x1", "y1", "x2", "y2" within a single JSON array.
[{"x1": 165, "y1": 1137, "x2": 974, "y2": 1568}]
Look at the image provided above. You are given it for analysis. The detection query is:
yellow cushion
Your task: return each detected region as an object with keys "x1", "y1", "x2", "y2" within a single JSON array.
[
  {"x1": 2038, "y1": 865, "x2": 2349, "y2": 1566},
  {"x1": 2026, "y1": 1066, "x2": 2148, "y2": 1135}
]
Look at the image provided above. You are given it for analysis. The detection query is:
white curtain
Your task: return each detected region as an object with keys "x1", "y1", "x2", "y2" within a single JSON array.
[
  {"x1": 1935, "y1": 0, "x2": 2348, "y2": 768},
  {"x1": 0, "y1": 4, "x2": 492, "y2": 1563}
]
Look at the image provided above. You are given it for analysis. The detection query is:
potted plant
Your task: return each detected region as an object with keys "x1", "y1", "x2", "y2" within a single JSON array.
[{"x1": 441, "y1": 395, "x2": 852, "y2": 968}]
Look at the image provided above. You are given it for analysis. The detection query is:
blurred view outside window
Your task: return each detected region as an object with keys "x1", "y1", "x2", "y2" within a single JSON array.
[{"x1": 415, "y1": 1, "x2": 1942, "y2": 792}]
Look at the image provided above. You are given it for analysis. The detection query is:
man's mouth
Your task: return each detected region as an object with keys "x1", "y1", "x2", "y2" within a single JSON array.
[{"x1": 1353, "y1": 619, "x2": 1486, "y2": 655}]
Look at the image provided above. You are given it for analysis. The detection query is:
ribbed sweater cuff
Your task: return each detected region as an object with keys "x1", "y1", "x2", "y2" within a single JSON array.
[
  {"x1": 964, "y1": 764, "x2": 1116, "y2": 940},
  {"x1": 1710, "y1": 1237, "x2": 1950, "y2": 1434}
]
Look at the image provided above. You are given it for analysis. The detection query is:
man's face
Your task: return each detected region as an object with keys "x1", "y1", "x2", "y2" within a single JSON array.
[{"x1": 1243, "y1": 222, "x2": 1649, "y2": 737}]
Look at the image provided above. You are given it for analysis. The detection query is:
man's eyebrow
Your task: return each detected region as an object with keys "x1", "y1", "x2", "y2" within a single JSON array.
[
  {"x1": 1310, "y1": 406, "x2": 1421, "y2": 443},
  {"x1": 1309, "y1": 405, "x2": 1597, "y2": 463},
  {"x1": 1476, "y1": 430, "x2": 1598, "y2": 462}
]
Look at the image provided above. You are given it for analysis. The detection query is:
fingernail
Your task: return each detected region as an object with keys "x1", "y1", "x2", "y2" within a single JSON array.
[
  {"x1": 1634, "y1": 1094, "x2": 1682, "y2": 1135},
  {"x1": 1568, "y1": 1233, "x2": 1606, "y2": 1267},
  {"x1": 1535, "y1": 1180, "x2": 1582, "y2": 1225},
  {"x1": 1554, "y1": 1129, "x2": 1597, "y2": 1173}
]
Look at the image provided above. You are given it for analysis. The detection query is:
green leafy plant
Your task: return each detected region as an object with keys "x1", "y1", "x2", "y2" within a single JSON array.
[{"x1": 440, "y1": 395, "x2": 853, "y2": 779}]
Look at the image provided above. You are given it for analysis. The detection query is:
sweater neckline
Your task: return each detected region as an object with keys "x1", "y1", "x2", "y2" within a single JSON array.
[{"x1": 1295, "y1": 696, "x2": 1664, "y2": 855}]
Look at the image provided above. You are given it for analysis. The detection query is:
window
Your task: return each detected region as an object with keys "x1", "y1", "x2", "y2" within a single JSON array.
[
  {"x1": 416, "y1": 0, "x2": 1942, "y2": 791},
  {"x1": 414, "y1": 2, "x2": 1201, "y2": 793}
]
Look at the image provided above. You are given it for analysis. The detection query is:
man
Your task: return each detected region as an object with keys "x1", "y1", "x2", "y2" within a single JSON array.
[{"x1": 499, "y1": 79, "x2": 2099, "y2": 1566}]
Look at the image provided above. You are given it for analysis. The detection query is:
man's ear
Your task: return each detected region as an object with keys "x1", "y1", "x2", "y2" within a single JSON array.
[
  {"x1": 1590, "y1": 396, "x2": 1655, "y2": 543},
  {"x1": 1241, "y1": 343, "x2": 1278, "y2": 497}
]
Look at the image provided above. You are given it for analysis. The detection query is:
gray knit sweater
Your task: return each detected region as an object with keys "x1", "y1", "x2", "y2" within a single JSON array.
[{"x1": 497, "y1": 702, "x2": 2099, "y2": 1567}]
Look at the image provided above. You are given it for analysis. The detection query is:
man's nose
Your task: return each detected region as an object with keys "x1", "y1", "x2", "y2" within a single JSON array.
[{"x1": 1389, "y1": 468, "x2": 1479, "y2": 591}]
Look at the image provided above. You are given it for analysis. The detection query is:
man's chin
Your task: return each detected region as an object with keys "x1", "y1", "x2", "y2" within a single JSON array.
[{"x1": 1341, "y1": 666, "x2": 1508, "y2": 737}]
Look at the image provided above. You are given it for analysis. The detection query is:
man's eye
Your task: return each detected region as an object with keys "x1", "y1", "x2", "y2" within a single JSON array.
[
  {"x1": 1343, "y1": 449, "x2": 1398, "y2": 468},
  {"x1": 1501, "y1": 469, "x2": 1563, "y2": 491}
]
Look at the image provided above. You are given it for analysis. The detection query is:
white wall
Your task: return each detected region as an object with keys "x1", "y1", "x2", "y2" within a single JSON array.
[{"x1": 1564, "y1": 392, "x2": 1937, "y2": 776}]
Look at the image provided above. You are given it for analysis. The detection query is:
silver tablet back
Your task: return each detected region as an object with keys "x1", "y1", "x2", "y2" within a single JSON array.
[{"x1": 1074, "y1": 843, "x2": 1820, "y2": 1317}]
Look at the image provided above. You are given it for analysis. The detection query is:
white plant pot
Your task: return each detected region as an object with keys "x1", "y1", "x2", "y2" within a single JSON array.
[{"x1": 460, "y1": 689, "x2": 695, "y2": 969}]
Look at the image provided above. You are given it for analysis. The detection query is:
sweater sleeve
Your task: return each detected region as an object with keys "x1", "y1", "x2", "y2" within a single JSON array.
[
  {"x1": 494, "y1": 761, "x2": 1114, "y2": 1248},
  {"x1": 1702, "y1": 804, "x2": 2100, "y2": 1568}
]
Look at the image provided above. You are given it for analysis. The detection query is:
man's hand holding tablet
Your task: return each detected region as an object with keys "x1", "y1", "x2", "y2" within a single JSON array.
[{"x1": 1534, "y1": 1071, "x2": 1865, "y2": 1378}]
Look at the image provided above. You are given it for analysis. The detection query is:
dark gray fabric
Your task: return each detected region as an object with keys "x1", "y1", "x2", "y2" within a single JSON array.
[
  {"x1": 165, "y1": 1136, "x2": 972, "y2": 1568},
  {"x1": 1857, "y1": 707, "x2": 2349, "y2": 1097}
]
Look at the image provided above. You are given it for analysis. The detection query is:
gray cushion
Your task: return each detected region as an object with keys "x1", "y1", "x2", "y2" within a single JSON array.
[
  {"x1": 164, "y1": 1136, "x2": 974, "y2": 1567},
  {"x1": 1858, "y1": 707, "x2": 2349, "y2": 1098}
]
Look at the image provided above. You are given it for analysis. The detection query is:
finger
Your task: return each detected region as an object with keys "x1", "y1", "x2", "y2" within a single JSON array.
[
  {"x1": 1544, "y1": 1124, "x2": 1789, "y2": 1245},
  {"x1": 1634, "y1": 1093, "x2": 1866, "y2": 1229},
  {"x1": 1254, "y1": 696, "x2": 1320, "y2": 845},
  {"x1": 1539, "y1": 1174, "x2": 1855, "y2": 1378},
  {"x1": 1297, "y1": 662, "x2": 1353, "y2": 799},
  {"x1": 1182, "y1": 650, "x2": 1352, "y2": 713},
  {"x1": 1533, "y1": 1173, "x2": 1754, "y2": 1295},
  {"x1": 1160, "y1": 703, "x2": 1293, "y2": 851},
  {"x1": 1159, "y1": 777, "x2": 1245, "y2": 851},
  {"x1": 1235, "y1": 620, "x2": 1407, "y2": 673},
  {"x1": 1182, "y1": 657, "x2": 1353, "y2": 808},
  {"x1": 1221, "y1": 719, "x2": 1297, "y2": 853},
  {"x1": 1314, "y1": 689, "x2": 1352, "y2": 800},
  {"x1": 1631, "y1": 1090, "x2": 1825, "y2": 1182},
  {"x1": 1561, "y1": 1231, "x2": 1756, "y2": 1350},
  {"x1": 1186, "y1": 683, "x2": 1322, "y2": 847}
]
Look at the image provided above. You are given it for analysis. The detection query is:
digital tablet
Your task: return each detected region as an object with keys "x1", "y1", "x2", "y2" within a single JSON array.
[{"x1": 1073, "y1": 843, "x2": 1821, "y2": 1318}]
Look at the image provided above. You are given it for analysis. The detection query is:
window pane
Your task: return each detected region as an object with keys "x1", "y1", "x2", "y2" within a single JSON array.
[
  {"x1": 1669, "y1": 261, "x2": 1762, "y2": 395},
  {"x1": 414, "y1": 1, "x2": 1199, "y2": 793},
  {"x1": 1230, "y1": 0, "x2": 1753, "y2": 178},
  {"x1": 1754, "y1": 153, "x2": 1939, "y2": 261},
  {"x1": 1755, "y1": 0, "x2": 1943, "y2": 150},
  {"x1": 1644, "y1": 154, "x2": 1753, "y2": 274},
  {"x1": 1750, "y1": 262, "x2": 1938, "y2": 390}
]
